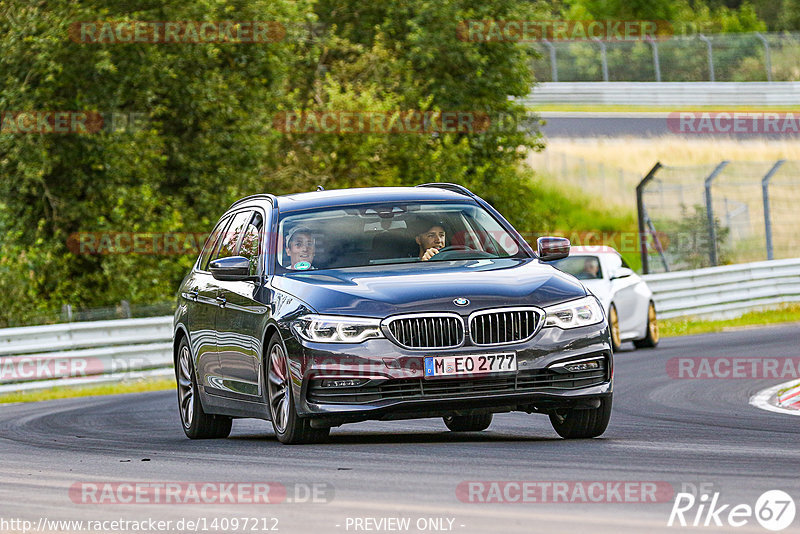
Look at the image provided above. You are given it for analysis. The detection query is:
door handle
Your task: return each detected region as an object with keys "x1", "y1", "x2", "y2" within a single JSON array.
[{"x1": 216, "y1": 295, "x2": 227, "y2": 306}]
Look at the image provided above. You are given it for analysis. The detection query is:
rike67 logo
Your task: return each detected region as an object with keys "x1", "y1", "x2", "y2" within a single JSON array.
[{"x1": 668, "y1": 490, "x2": 796, "y2": 531}]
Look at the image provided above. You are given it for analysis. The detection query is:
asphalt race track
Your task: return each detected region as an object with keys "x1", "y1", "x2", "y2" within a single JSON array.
[
  {"x1": 537, "y1": 112, "x2": 800, "y2": 139},
  {"x1": 1, "y1": 324, "x2": 799, "y2": 533}
]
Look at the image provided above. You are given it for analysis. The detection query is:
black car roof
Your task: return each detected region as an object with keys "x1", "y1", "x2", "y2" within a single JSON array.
[{"x1": 273, "y1": 186, "x2": 473, "y2": 213}]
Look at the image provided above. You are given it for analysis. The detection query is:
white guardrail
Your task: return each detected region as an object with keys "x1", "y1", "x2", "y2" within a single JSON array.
[
  {"x1": 642, "y1": 258, "x2": 800, "y2": 319},
  {"x1": 0, "y1": 316, "x2": 174, "y2": 394},
  {"x1": 521, "y1": 82, "x2": 800, "y2": 106},
  {"x1": 0, "y1": 258, "x2": 798, "y2": 393}
]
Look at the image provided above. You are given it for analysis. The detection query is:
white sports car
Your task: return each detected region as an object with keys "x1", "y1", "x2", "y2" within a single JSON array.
[{"x1": 551, "y1": 246, "x2": 658, "y2": 351}]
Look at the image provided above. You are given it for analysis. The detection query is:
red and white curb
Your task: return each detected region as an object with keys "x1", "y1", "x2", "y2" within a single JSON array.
[{"x1": 750, "y1": 379, "x2": 800, "y2": 416}]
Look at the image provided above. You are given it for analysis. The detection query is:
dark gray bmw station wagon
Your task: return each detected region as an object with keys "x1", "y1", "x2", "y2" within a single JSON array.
[{"x1": 173, "y1": 183, "x2": 613, "y2": 444}]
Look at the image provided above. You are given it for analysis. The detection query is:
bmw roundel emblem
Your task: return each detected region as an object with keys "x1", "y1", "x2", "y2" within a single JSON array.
[{"x1": 454, "y1": 297, "x2": 469, "y2": 307}]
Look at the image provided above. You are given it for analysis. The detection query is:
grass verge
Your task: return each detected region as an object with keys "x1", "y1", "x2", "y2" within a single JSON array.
[
  {"x1": 0, "y1": 377, "x2": 174, "y2": 404},
  {"x1": 660, "y1": 303, "x2": 800, "y2": 338}
]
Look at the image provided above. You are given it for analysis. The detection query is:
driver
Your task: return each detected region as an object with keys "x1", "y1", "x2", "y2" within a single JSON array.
[
  {"x1": 414, "y1": 218, "x2": 447, "y2": 261},
  {"x1": 579, "y1": 257, "x2": 600, "y2": 279},
  {"x1": 284, "y1": 226, "x2": 316, "y2": 270}
]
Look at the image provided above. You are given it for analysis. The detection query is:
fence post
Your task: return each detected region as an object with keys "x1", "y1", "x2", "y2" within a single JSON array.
[
  {"x1": 593, "y1": 38, "x2": 609, "y2": 81},
  {"x1": 762, "y1": 159, "x2": 785, "y2": 260},
  {"x1": 698, "y1": 34, "x2": 715, "y2": 82},
  {"x1": 637, "y1": 162, "x2": 663, "y2": 274},
  {"x1": 542, "y1": 39, "x2": 558, "y2": 82},
  {"x1": 704, "y1": 161, "x2": 729, "y2": 266},
  {"x1": 755, "y1": 32, "x2": 772, "y2": 82},
  {"x1": 646, "y1": 36, "x2": 661, "y2": 82}
]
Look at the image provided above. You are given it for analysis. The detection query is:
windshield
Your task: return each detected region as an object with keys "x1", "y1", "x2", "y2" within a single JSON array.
[
  {"x1": 551, "y1": 255, "x2": 603, "y2": 280},
  {"x1": 276, "y1": 201, "x2": 524, "y2": 271}
]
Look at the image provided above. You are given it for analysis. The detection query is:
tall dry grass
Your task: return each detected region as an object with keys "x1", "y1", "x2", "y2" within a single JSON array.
[
  {"x1": 530, "y1": 137, "x2": 800, "y2": 174},
  {"x1": 525, "y1": 137, "x2": 800, "y2": 262}
]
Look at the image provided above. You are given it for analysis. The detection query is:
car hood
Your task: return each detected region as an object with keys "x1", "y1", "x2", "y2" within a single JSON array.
[
  {"x1": 271, "y1": 258, "x2": 587, "y2": 318},
  {"x1": 578, "y1": 280, "x2": 613, "y2": 310}
]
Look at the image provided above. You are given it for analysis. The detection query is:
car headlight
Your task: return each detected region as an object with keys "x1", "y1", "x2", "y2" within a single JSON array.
[
  {"x1": 543, "y1": 296, "x2": 604, "y2": 329},
  {"x1": 292, "y1": 315, "x2": 384, "y2": 343}
]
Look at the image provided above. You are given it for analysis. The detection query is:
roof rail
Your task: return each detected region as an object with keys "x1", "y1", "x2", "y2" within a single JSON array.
[
  {"x1": 415, "y1": 182, "x2": 475, "y2": 197},
  {"x1": 228, "y1": 194, "x2": 275, "y2": 210}
]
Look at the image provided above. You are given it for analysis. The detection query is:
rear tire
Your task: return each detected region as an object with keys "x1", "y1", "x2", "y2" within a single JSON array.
[
  {"x1": 549, "y1": 396, "x2": 612, "y2": 439},
  {"x1": 633, "y1": 301, "x2": 659, "y2": 349},
  {"x1": 608, "y1": 305, "x2": 621, "y2": 352},
  {"x1": 443, "y1": 413, "x2": 493, "y2": 432},
  {"x1": 176, "y1": 337, "x2": 232, "y2": 439},
  {"x1": 266, "y1": 333, "x2": 330, "y2": 444}
]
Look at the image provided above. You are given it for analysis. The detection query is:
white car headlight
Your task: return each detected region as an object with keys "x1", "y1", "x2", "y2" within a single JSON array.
[
  {"x1": 292, "y1": 315, "x2": 384, "y2": 343},
  {"x1": 543, "y1": 296, "x2": 604, "y2": 329}
]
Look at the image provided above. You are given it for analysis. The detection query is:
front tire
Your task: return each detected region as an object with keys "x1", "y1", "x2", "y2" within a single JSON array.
[
  {"x1": 266, "y1": 333, "x2": 330, "y2": 444},
  {"x1": 633, "y1": 301, "x2": 659, "y2": 349},
  {"x1": 443, "y1": 414, "x2": 493, "y2": 432},
  {"x1": 176, "y1": 338, "x2": 232, "y2": 439},
  {"x1": 549, "y1": 396, "x2": 612, "y2": 439}
]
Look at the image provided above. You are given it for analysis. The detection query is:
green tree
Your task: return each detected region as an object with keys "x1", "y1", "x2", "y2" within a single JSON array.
[{"x1": 0, "y1": 0, "x2": 305, "y2": 325}]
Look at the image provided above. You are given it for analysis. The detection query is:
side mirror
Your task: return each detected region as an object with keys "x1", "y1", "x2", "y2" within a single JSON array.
[
  {"x1": 537, "y1": 236, "x2": 570, "y2": 262},
  {"x1": 209, "y1": 256, "x2": 256, "y2": 281},
  {"x1": 610, "y1": 267, "x2": 634, "y2": 280}
]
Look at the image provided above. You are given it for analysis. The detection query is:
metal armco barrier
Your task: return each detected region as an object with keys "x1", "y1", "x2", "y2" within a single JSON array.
[
  {"x1": 0, "y1": 316, "x2": 173, "y2": 393},
  {"x1": 2, "y1": 259, "x2": 800, "y2": 392},
  {"x1": 642, "y1": 258, "x2": 800, "y2": 319},
  {"x1": 522, "y1": 82, "x2": 800, "y2": 106}
]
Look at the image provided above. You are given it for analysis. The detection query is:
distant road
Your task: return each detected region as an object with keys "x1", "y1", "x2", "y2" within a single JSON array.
[{"x1": 536, "y1": 111, "x2": 800, "y2": 139}]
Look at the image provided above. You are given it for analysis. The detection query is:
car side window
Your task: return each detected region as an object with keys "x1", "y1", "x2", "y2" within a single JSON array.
[
  {"x1": 197, "y1": 216, "x2": 231, "y2": 271},
  {"x1": 214, "y1": 210, "x2": 253, "y2": 261},
  {"x1": 237, "y1": 211, "x2": 263, "y2": 276}
]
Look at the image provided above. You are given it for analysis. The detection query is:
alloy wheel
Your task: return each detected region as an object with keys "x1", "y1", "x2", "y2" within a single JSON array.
[
  {"x1": 609, "y1": 306, "x2": 621, "y2": 349},
  {"x1": 268, "y1": 343, "x2": 290, "y2": 434},
  {"x1": 177, "y1": 345, "x2": 194, "y2": 429},
  {"x1": 648, "y1": 303, "x2": 659, "y2": 343}
]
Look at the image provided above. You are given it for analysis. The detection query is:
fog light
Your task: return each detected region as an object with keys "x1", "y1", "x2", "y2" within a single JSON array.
[
  {"x1": 320, "y1": 378, "x2": 368, "y2": 388},
  {"x1": 564, "y1": 360, "x2": 601, "y2": 373}
]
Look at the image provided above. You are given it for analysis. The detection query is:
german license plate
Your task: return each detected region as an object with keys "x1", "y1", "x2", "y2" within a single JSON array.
[{"x1": 424, "y1": 353, "x2": 516, "y2": 378}]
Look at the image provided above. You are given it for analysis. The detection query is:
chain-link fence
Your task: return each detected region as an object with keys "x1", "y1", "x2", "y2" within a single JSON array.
[
  {"x1": 531, "y1": 32, "x2": 800, "y2": 82},
  {"x1": 529, "y1": 150, "x2": 642, "y2": 207},
  {"x1": 639, "y1": 160, "x2": 800, "y2": 273}
]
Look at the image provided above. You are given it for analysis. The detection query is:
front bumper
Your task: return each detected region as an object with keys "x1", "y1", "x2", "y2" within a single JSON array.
[{"x1": 284, "y1": 321, "x2": 612, "y2": 424}]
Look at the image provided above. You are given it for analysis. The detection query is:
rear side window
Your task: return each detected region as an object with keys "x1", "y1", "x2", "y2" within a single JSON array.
[
  {"x1": 214, "y1": 211, "x2": 253, "y2": 261},
  {"x1": 197, "y1": 216, "x2": 230, "y2": 271},
  {"x1": 238, "y1": 211, "x2": 264, "y2": 276}
]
